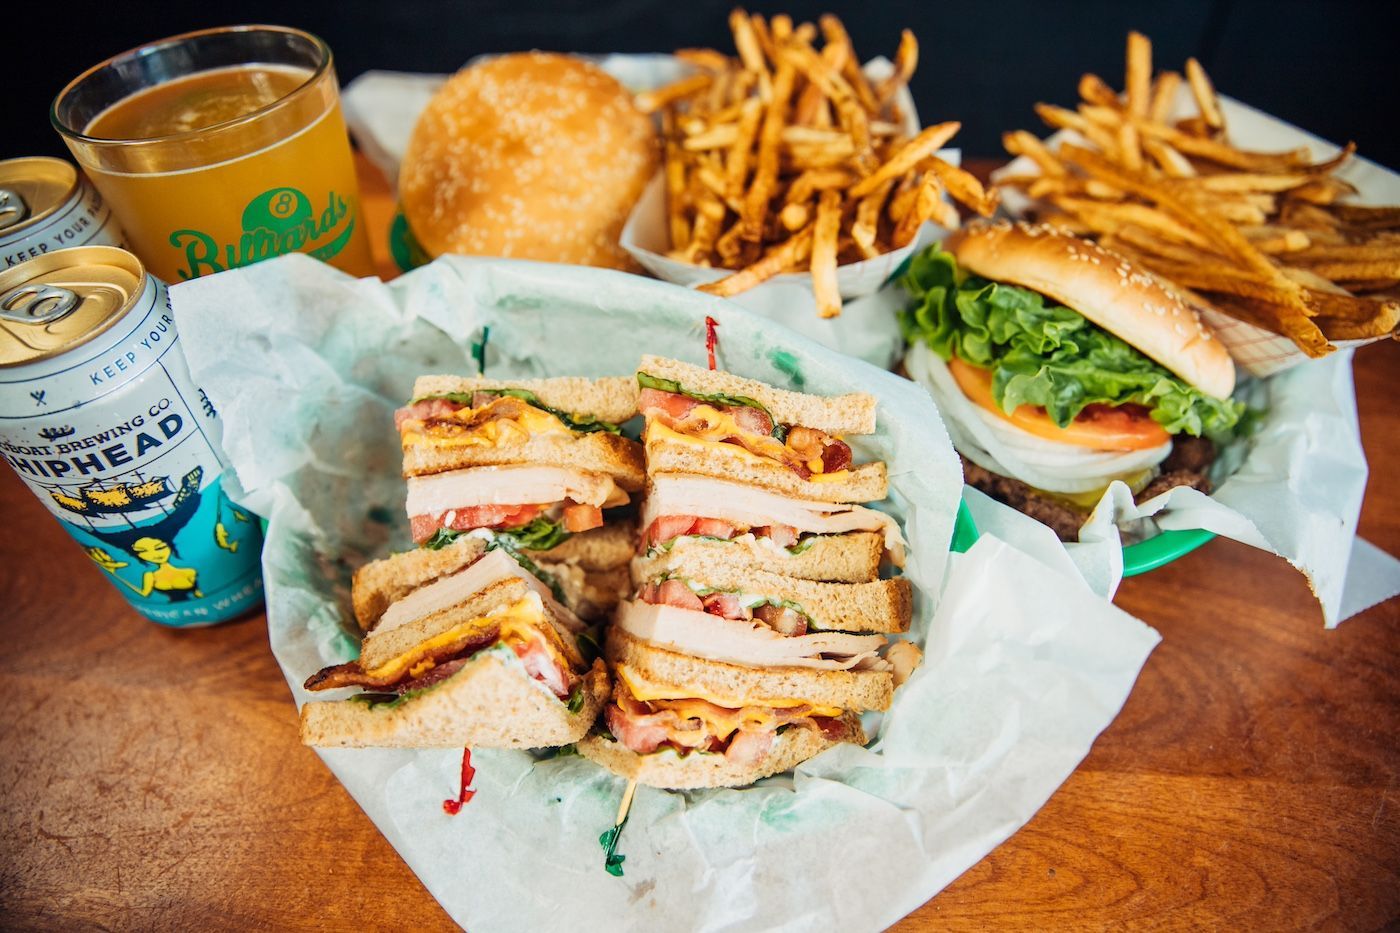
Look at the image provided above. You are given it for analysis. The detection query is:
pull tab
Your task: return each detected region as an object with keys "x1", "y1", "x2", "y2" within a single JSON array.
[
  {"x1": 0, "y1": 188, "x2": 28, "y2": 232},
  {"x1": 0, "y1": 283, "x2": 81, "y2": 324}
]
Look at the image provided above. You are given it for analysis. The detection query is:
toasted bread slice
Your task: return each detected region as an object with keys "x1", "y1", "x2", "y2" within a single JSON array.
[
  {"x1": 606, "y1": 627, "x2": 893, "y2": 712},
  {"x1": 642, "y1": 532, "x2": 882, "y2": 584},
  {"x1": 299, "y1": 656, "x2": 609, "y2": 749},
  {"x1": 578, "y1": 712, "x2": 864, "y2": 788},
  {"x1": 644, "y1": 427, "x2": 887, "y2": 503},
  {"x1": 560, "y1": 565, "x2": 629, "y2": 620},
  {"x1": 632, "y1": 549, "x2": 911, "y2": 634},
  {"x1": 638, "y1": 355, "x2": 875, "y2": 434},
  {"x1": 403, "y1": 430, "x2": 645, "y2": 489},
  {"x1": 411, "y1": 374, "x2": 638, "y2": 424}
]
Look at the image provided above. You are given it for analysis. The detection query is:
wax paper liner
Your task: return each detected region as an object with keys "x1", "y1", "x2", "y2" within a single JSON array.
[
  {"x1": 342, "y1": 55, "x2": 941, "y2": 369},
  {"x1": 994, "y1": 89, "x2": 1399, "y2": 377},
  {"x1": 171, "y1": 254, "x2": 1160, "y2": 931}
]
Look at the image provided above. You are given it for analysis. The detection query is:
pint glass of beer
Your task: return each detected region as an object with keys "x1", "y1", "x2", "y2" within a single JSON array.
[{"x1": 51, "y1": 25, "x2": 374, "y2": 283}]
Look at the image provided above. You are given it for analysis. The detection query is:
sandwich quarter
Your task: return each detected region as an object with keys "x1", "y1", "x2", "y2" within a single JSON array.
[
  {"x1": 0, "y1": 245, "x2": 263, "y2": 625},
  {"x1": 0, "y1": 157, "x2": 126, "y2": 269}
]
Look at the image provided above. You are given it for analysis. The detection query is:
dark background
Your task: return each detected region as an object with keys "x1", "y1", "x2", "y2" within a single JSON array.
[{"x1": 12, "y1": 0, "x2": 1400, "y2": 168}]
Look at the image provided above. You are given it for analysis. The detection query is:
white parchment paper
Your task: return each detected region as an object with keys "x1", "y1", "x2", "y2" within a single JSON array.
[{"x1": 170, "y1": 254, "x2": 1161, "y2": 931}]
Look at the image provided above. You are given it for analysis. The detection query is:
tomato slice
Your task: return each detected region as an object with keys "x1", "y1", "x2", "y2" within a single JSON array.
[
  {"x1": 561, "y1": 503, "x2": 604, "y2": 533},
  {"x1": 947, "y1": 357, "x2": 1171, "y2": 452},
  {"x1": 410, "y1": 503, "x2": 546, "y2": 543}
]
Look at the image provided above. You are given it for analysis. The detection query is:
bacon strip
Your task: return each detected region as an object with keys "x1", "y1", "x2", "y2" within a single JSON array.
[
  {"x1": 394, "y1": 397, "x2": 465, "y2": 430},
  {"x1": 640, "y1": 388, "x2": 854, "y2": 479},
  {"x1": 304, "y1": 628, "x2": 501, "y2": 691}
]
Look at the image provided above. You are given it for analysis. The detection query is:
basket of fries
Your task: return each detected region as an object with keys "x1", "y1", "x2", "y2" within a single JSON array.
[
  {"x1": 993, "y1": 32, "x2": 1400, "y2": 377},
  {"x1": 621, "y1": 11, "x2": 998, "y2": 324}
]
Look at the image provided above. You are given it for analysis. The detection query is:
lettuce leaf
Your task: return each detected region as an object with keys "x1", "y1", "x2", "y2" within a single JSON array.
[
  {"x1": 420, "y1": 522, "x2": 572, "y2": 603},
  {"x1": 501, "y1": 516, "x2": 571, "y2": 552},
  {"x1": 898, "y1": 245, "x2": 1243, "y2": 441}
]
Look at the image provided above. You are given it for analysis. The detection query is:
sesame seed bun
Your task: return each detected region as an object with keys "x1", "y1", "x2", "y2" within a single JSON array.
[
  {"x1": 946, "y1": 222, "x2": 1236, "y2": 399},
  {"x1": 399, "y1": 53, "x2": 658, "y2": 269}
]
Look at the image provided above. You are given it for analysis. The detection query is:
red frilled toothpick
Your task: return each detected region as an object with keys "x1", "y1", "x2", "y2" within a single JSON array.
[
  {"x1": 705, "y1": 316, "x2": 719, "y2": 371},
  {"x1": 442, "y1": 747, "x2": 476, "y2": 815}
]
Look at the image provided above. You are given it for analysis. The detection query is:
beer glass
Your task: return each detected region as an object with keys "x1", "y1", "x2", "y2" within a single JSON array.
[{"x1": 52, "y1": 25, "x2": 374, "y2": 283}]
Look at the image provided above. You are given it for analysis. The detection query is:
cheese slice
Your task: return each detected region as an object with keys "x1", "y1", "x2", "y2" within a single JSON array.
[
  {"x1": 616, "y1": 600, "x2": 887, "y2": 671},
  {"x1": 615, "y1": 662, "x2": 844, "y2": 716},
  {"x1": 646, "y1": 418, "x2": 852, "y2": 483},
  {"x1": 360, "y1": 595, "x2": 546, "y2": 683},
  {"x1": 406, "y1": 464, "x2": 629, "y2": 516},
  {"x1": 655, "y1": 698, "x2": 828, "y2": 741},
  {"x1": 402, "y1": 405, "x2": 571, "y2": 450},
  {"x1": 643, "y1": 473, "x2": 905, "y2": 564}
]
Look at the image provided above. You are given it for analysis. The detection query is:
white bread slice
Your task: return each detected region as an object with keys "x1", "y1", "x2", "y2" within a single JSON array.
[
  {"x1": 644, "y1": 532, "x2": 882, "y2": 584},
  {"x1": 632, "y1": 550, "x2": 911, "y2": 634},
  {"x1": 638, "y1": 355, "x2": 876, "y2": 434},
  {"x1": 403, "y1": 430, "x2": 645, "y2": 490},
  {"x1": 299, "y1": 656, "x2": 609, "y2": 749},
  {"x1": 412, "y1": 374, "x2": 638, "y2": 424},
  {"x1": 606, "y1": 627, "x2": 893, "y2": 712},
  {"x1": 577, "y1": 712, "x2": 864, "y2": 788},
  {"x1": 644, "y1": 430, "x2": 887, "y2": 503}
]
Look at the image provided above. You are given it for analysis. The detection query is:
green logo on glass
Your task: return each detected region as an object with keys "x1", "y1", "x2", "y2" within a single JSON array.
[{"x1": 168, "y1": 186, "x2": 356, "y2": 281}]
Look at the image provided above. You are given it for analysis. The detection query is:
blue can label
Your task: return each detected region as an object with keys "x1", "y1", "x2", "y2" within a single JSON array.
[{"x1": 0, "y1": 271, "x2": 262, "y2": 625}]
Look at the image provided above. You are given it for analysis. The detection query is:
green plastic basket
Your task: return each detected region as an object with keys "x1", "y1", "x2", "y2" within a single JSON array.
[
  {"x1": 951, "y1": 498, "x2": 978, "y2": 554},
  {"x1": 1121, "y1": 527, "x2": 1215, "y2": 576}
]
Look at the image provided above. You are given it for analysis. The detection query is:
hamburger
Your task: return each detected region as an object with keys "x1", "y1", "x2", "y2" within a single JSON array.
[
  {"x1": 399, "y1": 52, "x2": 657, "y2": 269},
  {"x1": 900, "y1": 221, "x2": 1243, "y2": 540}
]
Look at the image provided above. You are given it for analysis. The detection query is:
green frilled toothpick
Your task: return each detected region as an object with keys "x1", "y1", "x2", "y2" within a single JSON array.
[
  {"x1": 471, "y1": 326, "x2": 491, "y2": 376},
  {"x1": 599, "y1": 778, "x2": 637, "y2": 877}
]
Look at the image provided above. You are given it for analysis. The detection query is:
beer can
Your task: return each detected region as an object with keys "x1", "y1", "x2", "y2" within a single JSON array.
[
  {"x1": 0, "y1": 245, "x2": 263, "y2": 626},
  {"x1": 1, "y1": 156, "x2": 126, "y2": 270}
]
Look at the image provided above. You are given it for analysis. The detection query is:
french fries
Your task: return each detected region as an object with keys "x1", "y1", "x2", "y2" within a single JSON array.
[
  {"x1": 998, "y1": 30, "x2": 1400, "y2": 357},
  {"x1": 649, "y1": 11, "x2": 988, "y2": 315}
]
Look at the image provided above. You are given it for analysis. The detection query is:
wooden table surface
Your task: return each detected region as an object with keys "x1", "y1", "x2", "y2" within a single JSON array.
[{"x1": 2, "y1": 154, "x2": 1397, "y2": 931}]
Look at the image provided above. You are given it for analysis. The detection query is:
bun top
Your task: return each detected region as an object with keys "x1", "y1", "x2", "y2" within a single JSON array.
[
  {"x1": 399, "y1": 52, "x2": 657, "y2": 270},
  {"x1": 946, "y1": 221, "x2": 1236, "y2": 398}
]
